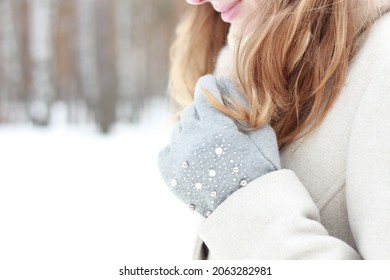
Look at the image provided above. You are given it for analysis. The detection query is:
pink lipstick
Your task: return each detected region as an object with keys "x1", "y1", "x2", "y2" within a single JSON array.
[{"x1": 216, "y1": 0, "x2": 243, "y2": 23}]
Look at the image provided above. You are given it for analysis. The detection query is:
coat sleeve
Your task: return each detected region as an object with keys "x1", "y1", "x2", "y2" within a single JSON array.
[
  {"x1": 198, "y1": 169, "x2": 361, "y2": 259},
  {"x1": 346, "y1": 48, "x2": 390, "y2": 259}
]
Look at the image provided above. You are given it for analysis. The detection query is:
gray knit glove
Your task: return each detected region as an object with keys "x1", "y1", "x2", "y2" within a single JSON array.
[{"x1": 158, "y1": 75, "x2": 280, "y2": 217}]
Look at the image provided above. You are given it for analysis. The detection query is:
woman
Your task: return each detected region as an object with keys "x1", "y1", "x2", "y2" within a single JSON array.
[{"x1": 158, "y1": 0, "x2": 390, "y2": 259}]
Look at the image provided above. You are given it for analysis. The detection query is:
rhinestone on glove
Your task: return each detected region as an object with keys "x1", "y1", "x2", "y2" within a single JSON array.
[{"x1": 166, "y1": 132, "x2": 250, "y2": 217}]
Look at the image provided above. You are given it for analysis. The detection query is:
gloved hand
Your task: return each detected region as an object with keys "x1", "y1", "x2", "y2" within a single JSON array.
[{"x1": 158, "y1": 75, "x2": 280, "y2": 217}]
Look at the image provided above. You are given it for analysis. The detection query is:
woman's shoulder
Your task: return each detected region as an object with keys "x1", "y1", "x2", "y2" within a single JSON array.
[
  {"x1": 370, "y1": 11, "x2": 390, "y2": 38},
  {"x1": 348, "y1": 11, "x2": 390, "y2": 122},
  {"x1": 351, "y1": 12, "x2": 390, "y2": 72},
  {"x1": 361, "y1": 12, "x2": 390, "y2": 50}
]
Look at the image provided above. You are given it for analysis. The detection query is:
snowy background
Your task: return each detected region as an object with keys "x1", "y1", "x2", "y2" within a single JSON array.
[
  {"x1": 0, "y1": 102, "x2": 204, "y2": 280},
  {"x1": 0, "y1": 1, "x2": 204, "y2": 279}
]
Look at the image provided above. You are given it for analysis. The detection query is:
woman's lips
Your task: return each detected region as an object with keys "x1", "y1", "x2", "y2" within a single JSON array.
[{"x1": 215, "y1": 0, "x2": 242, "y2": 23}]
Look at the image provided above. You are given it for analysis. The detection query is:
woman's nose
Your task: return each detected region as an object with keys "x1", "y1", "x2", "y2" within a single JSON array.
[{"x1": 186, "y1": 0, "x2": 209, "y2": 5}]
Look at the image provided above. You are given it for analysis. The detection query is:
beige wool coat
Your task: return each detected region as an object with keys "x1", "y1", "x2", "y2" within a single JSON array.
[{"x1": 193, "y1": 6, "x2": 390, "y2": 260}]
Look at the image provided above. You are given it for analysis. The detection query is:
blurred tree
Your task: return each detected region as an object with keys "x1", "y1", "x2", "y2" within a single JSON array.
[
  {"x1": 114, "y1": 0, "x2": 133, "y2": 122},
  {"x1": 0, "y1": 0, "x2": 187, "y2": 130},
  {"x1": 94, "y1": 0, "x2": 117, "y2": 133},
  {"x1": 53, "y1": 0, "x2": 80, "y2": 123},
  {"x1": 0, "y1": 0, "x2": 24, "y2": 122},
  {"x1": 29, "y1": 0, "x2": 55, "y2": 126},
  {"x1": 20, "y1": 0, "x2": 33, "y2": 117},
  {"x1": 126, "y1": 0, "x2": 180, "y2": 122},
  {"x1": 75, "y1": 0, "x2": 100, "y2": 124}
]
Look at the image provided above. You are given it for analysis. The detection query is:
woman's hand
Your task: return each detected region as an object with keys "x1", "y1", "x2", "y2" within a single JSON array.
[{"x1": 158, "y1": 75, "x2": 280, "y2": 217}]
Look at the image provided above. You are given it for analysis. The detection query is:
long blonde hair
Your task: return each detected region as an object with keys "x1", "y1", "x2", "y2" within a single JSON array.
[{"x1": 169, "y1": 0, "x2": 387, "y2": 148}]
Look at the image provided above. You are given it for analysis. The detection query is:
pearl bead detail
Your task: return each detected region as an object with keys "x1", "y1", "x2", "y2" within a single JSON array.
[
  {"x1": 195, "y1": 182, "x2": 203, "y2": 190},
  {"x1": 215, "y1": 147, "x2": 223, "y2": 155},
  {"x1": 240, "y1": 179, "x2": 248, "y2": 187},
  {"x1": 208, "y1": 169, "x2": 216, "y2": 177},
  {"x1": 163, "y1": 131, "x2": 260, "y2": 217},
  {"x1": 170, "y1": 179, "x2": 178, "y2": 187}
]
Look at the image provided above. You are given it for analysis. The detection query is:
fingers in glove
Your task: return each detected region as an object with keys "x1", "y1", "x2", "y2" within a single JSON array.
[
  {"x1": 194, "y1": 75, "x2": 236, "y2": 125},
  {"x1": 180, "y1": 104, "x2": 199, "y2": 131},
  {"x1": 169, "y1": 121, "x2": 183, "y2": 145},
  {"x1": 218, "y1": 77, "x2": 248, "y2": 110},
  {"x1": 157, "y1": 145, "x2": 171, "y2": 181},
  {"x1": 246, "y1": 125, "x2": 281, "y2": 170}
]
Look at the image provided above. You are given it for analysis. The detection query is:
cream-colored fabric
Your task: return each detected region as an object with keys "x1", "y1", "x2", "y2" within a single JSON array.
[{"x1": 193, "y1": 11, "x2": 390, "y2": 260}]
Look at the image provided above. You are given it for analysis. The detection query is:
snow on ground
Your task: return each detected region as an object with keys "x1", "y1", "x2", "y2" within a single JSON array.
[{"x1": 0, "y1": 103, "x2": 204, "y2": 280}]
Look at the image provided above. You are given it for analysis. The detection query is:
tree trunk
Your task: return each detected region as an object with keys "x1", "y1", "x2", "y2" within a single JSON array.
[
  {"x1": 29, "y1": 0, "x2": 55, "y2": 126},
  {"x1": 94, "y1": 0, "x2": 117, "y2": 133},
  {"x1": 75, "y1": 0, "x2": 99, "y2": 120},
  {"x1": 114, "y1": 0, "x2": 133, "y2": 122},
  {"x1": 0, "y1": 0, "x2": 24, "y2": 123}
]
